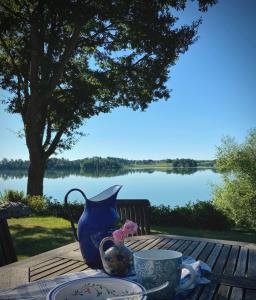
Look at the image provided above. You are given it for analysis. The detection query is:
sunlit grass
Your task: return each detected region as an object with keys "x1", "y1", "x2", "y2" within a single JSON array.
[{"x1": 8, "y1": 217, "x2": 76, "y2": 260}]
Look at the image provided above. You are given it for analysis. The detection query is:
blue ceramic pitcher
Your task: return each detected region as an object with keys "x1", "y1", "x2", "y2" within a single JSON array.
[{"x1": 64, "y1": 185, "x2": 122, "y2": 268}]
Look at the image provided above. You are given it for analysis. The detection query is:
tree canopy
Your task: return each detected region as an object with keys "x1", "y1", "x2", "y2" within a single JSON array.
[
  {"x1": 213, "y1": 129, "x2": 256, "y2": 227},
  {"x1": 0, "y1": 0, "x2": 217, "y2": 195}
]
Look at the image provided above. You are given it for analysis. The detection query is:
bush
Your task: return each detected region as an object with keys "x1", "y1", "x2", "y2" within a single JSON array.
[
  {"x1": 150, "y1": 201, "x2": 232, "y2": 230},
  {"x1": 0, "y1": 189, "x2": 26, "y2": 204},
  {"x1": 0, "y1": 189, "x2": 85, "y2": 221},
  {"x1": 191, "y1": 201, "x2": 233, "y2": 229},
  {"x1": 213, "y1": 177, "x2": 256, "y2": 228},
  {"x1": 43, "y1": 198, "x2": 84, "y2": 222},
  {"x1": 212, "y1": 129, "x2": 256, "y2": 228},
  {"x1": 27, "y1": 195, "x2": 47, "y2": 213},
  {"x1": 0, "y1": 189, "x2": 232, "y2": 230}
]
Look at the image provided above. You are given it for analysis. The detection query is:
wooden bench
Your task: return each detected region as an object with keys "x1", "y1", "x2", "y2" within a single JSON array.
[
  {"x1": 116, "y1": 199, "x2": 151, "y2": 235},
  {"x1": 0, "y1": 209, "x2": 17, "y2": 266}
]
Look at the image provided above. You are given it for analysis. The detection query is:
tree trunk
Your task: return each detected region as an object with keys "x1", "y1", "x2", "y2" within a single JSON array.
[{"x1": 27, "y1": 154, "x2": 46, "y2": 196}]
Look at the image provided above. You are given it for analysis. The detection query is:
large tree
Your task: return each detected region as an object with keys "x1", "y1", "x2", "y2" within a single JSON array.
[
  {"x1": 213, "y1": 129, "x2": 256, "y2": 227},
  {"x1": 0, "y1": 0, "x2": 216, "y2": 196}
]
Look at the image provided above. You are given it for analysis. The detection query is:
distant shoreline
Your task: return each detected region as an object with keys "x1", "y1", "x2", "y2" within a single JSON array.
[{"x1": 0, "y1": 157, "x2": 215, "y2": 172}]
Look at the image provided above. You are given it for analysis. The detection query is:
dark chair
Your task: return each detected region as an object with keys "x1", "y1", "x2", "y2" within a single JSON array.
[
  {"x1": 116, "y1": 199, "x2": 151, "y2": 235},
  {"x1": 0, "y1": 209, "x2": 17, "y2": 266}
]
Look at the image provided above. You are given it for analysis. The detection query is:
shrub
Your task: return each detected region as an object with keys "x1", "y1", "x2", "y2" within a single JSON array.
[
  {"x1": 150, "y1": 201, "x2": 232, "y2": 230},
  {"x1": 0, "y1": 189, "x2": 84, "y2": 221},
  {"x1": 191, "y1": 201, "x2": 233, "y2": 229},
  {"x1": 0, "y1": 189, "x2": 26, "y2": 204},
  {"x1": 212, "y1": 129, "x2": 256, "y2": 228},
  {"x1": 213, "y1": 177, "x2": 256, "y2": 227},
  {"x1": 0, "y1": 190, "x2": 232, "y2": 230},
  {"x1": 27, "y1": 195, "x2": 47, "y2": 213},
  {"x1": 43, "y1": 198, "x2": 84, "y2": 222}
]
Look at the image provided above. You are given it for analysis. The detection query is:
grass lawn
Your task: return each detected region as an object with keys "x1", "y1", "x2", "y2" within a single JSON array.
[
  {"x1": 8, "y1": 216, "x2": 256, "y2": 260},
  {"x1": 8, "y1": 217, "x2": 75, "y2": 260}
]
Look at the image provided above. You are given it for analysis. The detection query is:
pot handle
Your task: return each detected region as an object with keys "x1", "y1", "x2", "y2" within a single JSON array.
[
  {"x1": 99, "y1": 236, "x2": 114, "y2": 267},
  {"x1": 64, "y1": 188, "x2": 88, "y2": 242}
]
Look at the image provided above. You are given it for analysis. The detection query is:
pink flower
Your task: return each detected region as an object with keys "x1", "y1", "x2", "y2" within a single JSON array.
[
  {"x1": 112, "y1": 220, "x2": 138, "y2": 243},
  {"x1": 122, "y1": 220, "x2": 138, "y2": 235},
  {"x1": 112, "y1": 229, "x2": 125, "y2": 242}
]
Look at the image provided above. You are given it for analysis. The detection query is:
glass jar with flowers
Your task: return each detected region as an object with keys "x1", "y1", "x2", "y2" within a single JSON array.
[{"x1": 99, "y1": 220, "x2": 138, "y2": 277}]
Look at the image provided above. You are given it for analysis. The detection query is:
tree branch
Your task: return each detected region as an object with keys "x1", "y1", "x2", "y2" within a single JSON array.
[
  {"x1": 42, "y1": 16, "x2": 58, "y2": 81},
  {"x1": 43, "y1": 117, "x2": 52, "y2": 150},
  {"x1": 29, "y1": 10, "x2": 41, "y2": 95},
  {"x1": 49, "y1": 21, "x2": 82, "y2": 92},
  {"x1": 77, "y1": 24, "x2": 117, "y2": 48},
  {"x1": 44, "y1": 128, "x2": 65, "y2": 157},
  {"x1": 133, "y1": 54, "x2": 149, "y2": 66}
]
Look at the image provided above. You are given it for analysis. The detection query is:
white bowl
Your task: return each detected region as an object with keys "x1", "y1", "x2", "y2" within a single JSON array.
[{"x1": 46, "y1": 276, "x2": 147, "y2": 300}]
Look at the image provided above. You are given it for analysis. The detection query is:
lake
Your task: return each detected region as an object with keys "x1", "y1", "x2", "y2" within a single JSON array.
[{"x1": 0, "y1": 168, "x2": 222, "y2": 207}]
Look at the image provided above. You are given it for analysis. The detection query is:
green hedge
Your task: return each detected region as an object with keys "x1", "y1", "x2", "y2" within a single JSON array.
[
  {"x1": 150, "y1": 201, "x2": 232, "y2": 230},
  {"x1": 1, "y1": 190, "x2": 232, "y2": 230}
]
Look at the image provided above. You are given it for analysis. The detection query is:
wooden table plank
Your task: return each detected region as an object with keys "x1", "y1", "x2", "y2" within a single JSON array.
[
  {"x1": 196, "y1": 243, "x2": 223, "y2": 300},
  {"x1": 244, "y1": 289, "x2": 256, "y2": 300},
  {"x1": 215, "y1": 284, "x2": 230, "y2": 300},
  {"x1": 0, "y1": 267, "x2": 29, "y2": 289},
  {"x1": 124, "y1": 239, "x2": 139, "y2": 247},
  {"x1": 178, "y1": 240, "x2": 193, "y2": 253},
  {"x1": 162, "y1": 239, "x2": 178, "y2": 249},
  {"x1": 186, "y1": 286, "x2": 203, "y2": 300},
  {"x1": 32, "y1": 261, "x2": 87, "y2": 281},
  {"x1": 209, "y1": 274, "x2": 256, "y2": 289},
  {"x1": 0, "y1": 242, "x2": 79, "y2": 270},
  {"x1": 207, "y1": 244, "x2": 222, "y2": 268},
  {"x1": 129, "y1": 238, "x2": 156, "y2": 252},
  {"x1": 169, "y1": 239, "x2": 186, "y2": 251},
  {"x1": 215, "y1": 245, "x2": 241, "y2": 300},
  {"x1": 183, "y1": 241, "x2": 200, "y2": 256},
  {"x1": 126, "y1": 239, "x2": 147, "y2": 250},
  {"x1": 30, "y1": 257, "x2": 65, "y2": 272},
  {"x1": 30, "y1": 258, "x2": 71, "y2": 276},
  {"x1": 247, "y1": 248, "x2": 256, "y2": 278},
  {"x1": 229, "y1": 287, "x2": 243, "y2": 300},
  {"x1": 228, "y1": 246, "x2": 248, "y2": 300},
  {"x1": 153, "y1": 238, "x2": 175, "y2": 249},
  {"x1": 223, "y1": 245, "x2": 240, "y2": 275},
  {"x1": 234, "y1": 247, "x2": 248, "y2": 276},
  {"x1": 198, "y1": 242, "x2": 215, "y2": 262},
  {"x1": 190, "y1": 241, "x2": 207, "y2": 260},
  {"x1": 198, "y1": 282, "x2": 216, "y2": 300},
  {"x1": 30, "y1": 259, "x2": 82, "y2": 281},
  {"x1": 213, "y1": 244, "x2": 231, "y2": 275},
  {"x1": 138, "y1": 237, "x2": 166, "y2": 250},
  {"x1": 191, "y1": 242, "x2": 214, "y2": 298}
]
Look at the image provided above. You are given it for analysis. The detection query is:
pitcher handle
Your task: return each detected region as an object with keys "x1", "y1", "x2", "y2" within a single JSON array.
[
  {"x1": 64, "y1": 188, "x2": 88, "y2": 242},
  {"x1": 99, "y1": 236, "x2": 114, "y2": 267}
]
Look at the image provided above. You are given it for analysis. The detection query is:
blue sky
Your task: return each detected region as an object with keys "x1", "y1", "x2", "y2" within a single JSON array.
[{"x1": 0, "y1": 0, "x2": 255, "y2": 160}]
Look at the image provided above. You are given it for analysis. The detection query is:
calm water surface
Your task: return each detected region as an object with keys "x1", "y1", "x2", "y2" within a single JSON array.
[{"x1": 0, "y1": 168, "x2": 222, "y2": 207}]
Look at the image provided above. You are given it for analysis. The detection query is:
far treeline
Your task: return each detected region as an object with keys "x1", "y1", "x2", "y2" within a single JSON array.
[{"x1": 0, "y1": 157, "x2": 215, "y2": 171}]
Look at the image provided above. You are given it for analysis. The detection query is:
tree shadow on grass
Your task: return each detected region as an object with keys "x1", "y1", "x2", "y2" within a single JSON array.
[{"x1": 9, "y1": 224, "x2": 76, "y2": 259}]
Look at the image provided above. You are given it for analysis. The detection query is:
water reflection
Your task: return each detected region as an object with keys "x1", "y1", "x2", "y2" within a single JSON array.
[
  {"x1": 0, "y1": 168, "x2": 222, "y2": 206},
  {"x1": 0, "y1": 167, "x2": 217, "y2": 180}
]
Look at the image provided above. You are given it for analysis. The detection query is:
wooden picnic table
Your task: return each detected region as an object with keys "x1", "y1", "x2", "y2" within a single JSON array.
[{"x1": 0, "y1": 234, "x2": 255, "y2": 299}]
